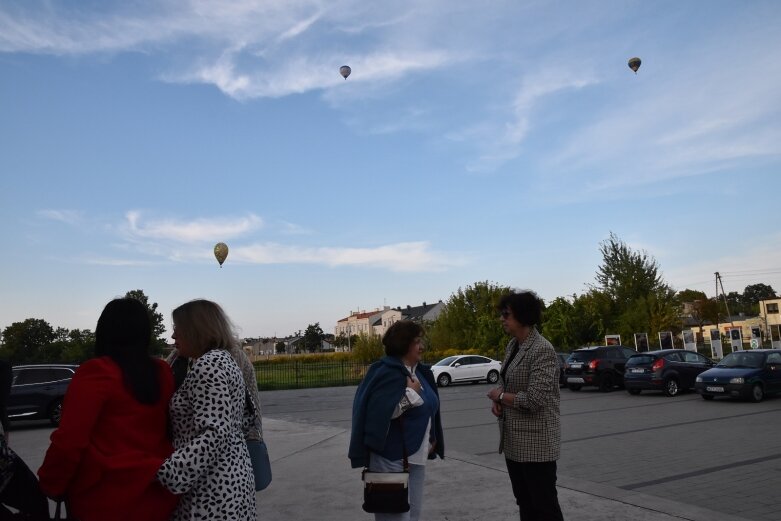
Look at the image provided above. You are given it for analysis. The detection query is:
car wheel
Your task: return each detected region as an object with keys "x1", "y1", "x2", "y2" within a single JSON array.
[
  {"x1": 49, "y1": 399, "x2": 63, "y2": 426},
  {"x1": 702, "y1": 394, "x2": 714, "y2": 401},
  {"x1": 750, "y1": 384, "x2": 764, "y2": 403},
  {"x1": 487, "y1": 370, "x2": 499, "y2": 384},
  {"x1": 663, "y1": 377, "x2": 680, "y2": 397},
  {"x1": 568, "y1": 384, "x2": 582, "y2": 391},
  {"x1": 437, "y1": 373, "x2": 451, "y2": 387},
  {"x1": 598, "y1": 374, "x2": 614, "y2": 392},
  {"x1": 627, "y1": 388, "x2": 641, "y2": 395}
]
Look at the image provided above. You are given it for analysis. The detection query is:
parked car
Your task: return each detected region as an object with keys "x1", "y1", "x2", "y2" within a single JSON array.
[
  {"x1": 8, "y1": 364, "x2": 79, "y2": 425},
  {"x1": 695, "y1": 349, "x2": 781, "y2": 402},
  {"x1": 624, "y1": 349, "x2": 715, "y2": 396},
  {"x1": 564, "y1": 346, "x2": 636, "y2": 392},
  {"x1": 556, "y1": 352, "x2": 569, "y2": 387},
  {"x1": 431, "y1": 355, "x2": 501, "y2": 387}
]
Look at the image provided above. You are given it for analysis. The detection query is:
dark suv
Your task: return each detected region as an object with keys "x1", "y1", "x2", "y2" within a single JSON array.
[
  {"x1": 565, "y1": 346, "x2": 636, "y2": 392},
  {"x1": 624, "y1": 349, "x2": 714, "y2": 397},
  {"x1": 8, "y1": 364, "x2": 78, "y2": 426}
]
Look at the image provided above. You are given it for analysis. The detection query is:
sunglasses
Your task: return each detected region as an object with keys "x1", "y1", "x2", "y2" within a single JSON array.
[{"x1": 500, "y1": 310, "x2": 511, "y2": 319}]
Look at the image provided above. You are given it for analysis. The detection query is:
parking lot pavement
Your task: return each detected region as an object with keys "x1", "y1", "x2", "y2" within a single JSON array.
[{"x1": 8, "y1": 383, "x2": 777, "y2": 520}]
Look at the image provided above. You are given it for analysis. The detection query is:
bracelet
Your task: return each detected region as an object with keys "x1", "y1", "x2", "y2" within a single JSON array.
[{"x1": 498, "y1": 392, "x2": 505, "y2": 403}]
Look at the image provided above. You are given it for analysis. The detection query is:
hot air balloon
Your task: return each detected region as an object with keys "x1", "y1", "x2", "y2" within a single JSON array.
[
  {"x1": 214, "y1": 242, "x2": 229, "y2": 268},
  {"x1": 339, "y1": 65, "x2": 351, "y2": 80},
  {"x1": 628, "y1": 57, "x2": 641, "y2": 74}
]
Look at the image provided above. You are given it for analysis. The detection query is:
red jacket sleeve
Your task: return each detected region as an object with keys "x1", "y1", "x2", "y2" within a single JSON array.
[{"x1": 37, "y1": 359, "x2": 113, "y2": 498}]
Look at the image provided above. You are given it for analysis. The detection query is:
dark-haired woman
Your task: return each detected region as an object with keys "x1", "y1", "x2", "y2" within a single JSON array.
[
  {"x1": 38, "y1": 298, "x2": 178, "y2": 521},
  {"x1": 486, "y1": 290, "x2": 563, "y2": 521},
  {"x1": 349, "y1": 320, "x2": 444, "y2": 521}
]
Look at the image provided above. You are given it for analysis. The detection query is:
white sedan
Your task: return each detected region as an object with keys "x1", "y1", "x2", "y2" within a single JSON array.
[{"x1": 430, "y1": 355, "x2": 502, "y2": 387}]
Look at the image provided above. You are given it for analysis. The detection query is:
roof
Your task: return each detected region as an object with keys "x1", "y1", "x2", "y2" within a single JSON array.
[{"x1": 400, "y1": 302, "x2": 442, "y2": 320}]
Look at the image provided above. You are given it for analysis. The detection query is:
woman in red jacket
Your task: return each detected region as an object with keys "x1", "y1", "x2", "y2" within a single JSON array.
[{"x1": 38, "y1": 298, "x2": 179, "y2": 521}]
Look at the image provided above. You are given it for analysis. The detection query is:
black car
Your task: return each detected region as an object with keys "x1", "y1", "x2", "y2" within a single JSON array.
[
  {"x1": 564, "y1": 345, "x2": 636, "y2": 391},
  {"x1": 695, "y1": 349, "x2": 781, "y2": 402},
  {"x1": 624, "y1": 349, "x2": 715, "y2": 396},
  {"x1": 8, "y1": 364, "x2": 78, "y2": 425},
  {"x1": 556, "y1": 352, "x2": 569, "y2": 387}
]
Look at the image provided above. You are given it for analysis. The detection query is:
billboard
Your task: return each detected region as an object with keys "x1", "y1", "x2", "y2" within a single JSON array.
[
  {"x1": 659, "y1": 331, "x2": 674, "y2": 349},
  {"x1": 683, "y1": 330, "x2": 697, "y2": 352},
  {"x1": 605, "y1": 334, "x2": 621, "y2": 346},
  {"x1": 634, "y1": 333, "x2": 649, "y2": 352},
  {"x1": 729, "y1": 327, "x2": 743, "y2": 352},
  {"x1": 750, "y1": 326, "x2": 762, "y2": 349},
  {"x1": 709, "y1": 329, "x2": 723, "y2": 359}
]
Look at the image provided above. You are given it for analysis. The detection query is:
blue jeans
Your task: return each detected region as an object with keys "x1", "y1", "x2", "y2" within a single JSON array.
[{"x1": 369, "y1": 453, "x2": 426, "y2": 521}]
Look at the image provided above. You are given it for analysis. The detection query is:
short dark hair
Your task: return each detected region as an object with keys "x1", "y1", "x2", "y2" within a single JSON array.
[
  {"x1": 95, "y1": 298, "x2": 160, "y2": 405},
  {"x1": 382, "y1": 321, "x2": 424, "y2": 358},
  {"x1": 498, "y1": 290, "x2": 544, "y2": 326}
]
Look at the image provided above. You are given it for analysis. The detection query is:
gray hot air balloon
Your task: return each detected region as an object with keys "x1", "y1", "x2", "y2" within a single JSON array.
[
  {"x1": 339, "y1": 65, "x2": 351, "y2": 79},
  {"x1": 628, "y1": 57, "x2": 641, "y2": 74},
  {"x1": 214, "y1": 242, "x2": 229, "y2": 268}
]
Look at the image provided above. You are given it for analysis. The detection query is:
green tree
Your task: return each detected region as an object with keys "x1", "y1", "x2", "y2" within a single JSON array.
[
  {"x1": 427, "y1": 281, "x2": 512, "y2": 358},
  {"x1": 60, "y1": 329, "x2": 96, "y2": 362},
  {"x1": 742, "y1": 283, "x2": 776, "y2": 314},
  {"x1": 542, "y1": 297, "x2": 577, "y2": 349},
  {"x1": 275, "y1": 340, "x2": 286, "y2": 354},
  {"x1": 302, "y1": 323, "x2": 325, "y2": 352},
  {"x1": 351, "y1": 332, "x2": 384, "y2": 364},
  {"x1": 125, "y1": 289, "x2": 167, "y2": 355},
  {"x1": 594, "y1": 232, "x2": 669, "y2": 310},
  {"x1": 0, "y1": 318, "x2": 57, "y2": 363},
  {"x1": 571, "y1": 290, "x2": 612, "y2": 345}
]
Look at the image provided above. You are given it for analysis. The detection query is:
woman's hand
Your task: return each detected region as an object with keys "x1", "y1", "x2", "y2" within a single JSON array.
[
  {"x1": 429, "y1": 440, "x2": 437, "y2": 455},
  {"x1": 407, "y1": 375, "x2": 422, "y2": 394},
  {"x1": 491, "y1": 400, "x2": 503, "y2": 418},
  {"x1": 487, "y1": 387, "x2": 502, "y2": 402}
]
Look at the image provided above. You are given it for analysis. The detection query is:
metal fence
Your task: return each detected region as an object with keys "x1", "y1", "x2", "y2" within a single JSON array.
[{"x1": 254, "y1": 359, "x2": 371, "y2": 390}]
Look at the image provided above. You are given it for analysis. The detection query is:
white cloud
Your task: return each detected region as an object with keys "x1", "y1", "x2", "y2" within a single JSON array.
[
  {"x1": 124, "y1": 211, "x2": 263, "y2": 243},
  {"x1": 37, "y1": 209, "x2": 82, "y2": 225},
  {"x1": 234, "y1": 241, "x2": 462, "y2": 272}
]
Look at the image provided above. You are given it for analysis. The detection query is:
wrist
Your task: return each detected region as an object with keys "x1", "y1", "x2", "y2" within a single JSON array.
[{"x1": 498, "y1": 392, "x2": 505, "y2": 404}]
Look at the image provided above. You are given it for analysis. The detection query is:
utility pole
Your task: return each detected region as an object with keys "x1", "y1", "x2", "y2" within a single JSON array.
[{"x1": 715, "y1": 272, "x2": 734, "y2": 326}]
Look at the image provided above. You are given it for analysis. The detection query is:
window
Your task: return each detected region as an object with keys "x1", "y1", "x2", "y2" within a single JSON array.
[
  {"x1": 13, "y1": 368, "x2": 56, "y2": 385},
  {"x1": 765, "y1": 353, "x2": 781, "y2": 364},
  {"x1": 682, "y1": 352, "x2": 702, "y2": 363},
  {"x1": 766, "y1": 303, "x2": 779, "y2": 314}
]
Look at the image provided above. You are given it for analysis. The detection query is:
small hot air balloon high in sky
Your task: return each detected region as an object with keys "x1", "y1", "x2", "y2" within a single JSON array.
[
  {"x1": 339, "y1": 65, "x2": 351, "y2": 79},
  {"x1": 628, "y1": 57, "x2": 641, "y2": 74},
  {"x1": 214, "y1": 242, "x2": 229, "y2": 268}
]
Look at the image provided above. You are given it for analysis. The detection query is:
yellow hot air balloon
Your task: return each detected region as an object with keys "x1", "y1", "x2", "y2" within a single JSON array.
[
  {"x1": 628, "y1": 57, "x2": 641, "y2": 74},
  {"x1": 214, "y1": 242, "x2": 229, "y2": 268},
  {"x1": 339, "y1": 65, "x2": 351, "y2": 79}
]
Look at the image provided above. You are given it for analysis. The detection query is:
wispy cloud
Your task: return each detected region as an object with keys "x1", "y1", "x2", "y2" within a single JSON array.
[
  {"x1": 124, "y1": 211, "x2": 263, "y2": 243},
  {"x1": 37, "y1": 209, "x2": 82, "y2": 225},
  {"x1": 234, "y1": 241, "x2": 463, "y2": 272}
]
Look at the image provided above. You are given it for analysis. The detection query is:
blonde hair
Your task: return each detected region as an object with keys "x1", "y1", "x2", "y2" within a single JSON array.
[{"x1": 172, "y1": 299, "x2": 238, "y2": 355}]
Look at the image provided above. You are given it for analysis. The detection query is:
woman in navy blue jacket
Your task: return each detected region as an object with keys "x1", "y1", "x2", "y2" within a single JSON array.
[{"x1": 349, "y1": 320, "x2": 444, "y2": 521}]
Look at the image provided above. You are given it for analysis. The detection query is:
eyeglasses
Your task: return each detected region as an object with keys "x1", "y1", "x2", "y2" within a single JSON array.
[{"x1": 500, "y1": 310, "x2": 511, "y2": 319}]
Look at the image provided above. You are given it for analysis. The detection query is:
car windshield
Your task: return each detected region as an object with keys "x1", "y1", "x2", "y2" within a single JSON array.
[
  {"x1": 716, "y1": 352, "x2": 765, "y2": 369},
  {"x1": 434, "y1": 356, "x2": 459, "y2": 367},
  {"x1": 568, "y1": 351, "x2": 597, "y2": 362},
  {"x1": 626, "y1": 355, "x2": 656, "y2": 366}
]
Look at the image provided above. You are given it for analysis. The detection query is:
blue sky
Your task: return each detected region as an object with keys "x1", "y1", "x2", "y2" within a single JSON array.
[{"x1": 1, "y1": 0, "x2": 780, "y2": 339}]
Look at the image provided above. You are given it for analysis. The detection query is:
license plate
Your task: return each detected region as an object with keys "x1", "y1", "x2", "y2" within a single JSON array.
[
  {"x1": 570, "y1": 363, "x2": 582, "y2": 369},
  {"x1": 630, "y1": 368, "x2": 644, "y2": 373},
  {"x1": 567, "y1": 377, "x2": 585, "y2": 384},
  {"x1": 706, "y1": 386, "x2": 724, "y2": 393}
]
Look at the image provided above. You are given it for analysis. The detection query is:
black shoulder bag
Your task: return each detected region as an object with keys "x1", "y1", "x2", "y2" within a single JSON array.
[{"x1": 361, "y1": 417, "x2": 410, "y2": 514}]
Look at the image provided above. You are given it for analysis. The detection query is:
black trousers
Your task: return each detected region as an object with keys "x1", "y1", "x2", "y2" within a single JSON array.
[
  {"x1": 505, "y1": 459, "x2": 564, "y2": 521},
  {"x1": 0, "y1": 456, "x2": 50, "y2": 521}
]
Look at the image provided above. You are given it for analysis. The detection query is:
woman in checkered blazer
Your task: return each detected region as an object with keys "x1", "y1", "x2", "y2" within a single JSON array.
[{"x1": 487, "y1": 291, "x2": 564, "y2": 521}]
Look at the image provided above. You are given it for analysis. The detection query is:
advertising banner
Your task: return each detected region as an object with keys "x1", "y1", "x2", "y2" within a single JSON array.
[
  {"x1": 750, "y1": 326, "x2": 762, "y2": 349},
  {"x1": 683, "y1": 330, "x2": 697, "y2": 352},
  {"x1": 659, "y1": 331, "x2": 674, "y2": 349},
  {"x1": 634, "y1": 333, "x2": 649, "y2": 352},
  {"x1": 605, "y1": 334, "x2": 621, "y2": 346},
  {"x1": 709, "y1": 329, "x2": 723, "y2": 359},
  {"x1": 772, "y1": 324, "x2": 781, "y2": 349},
  {"x1": 729, "y1": 327, "x2": 743, "y2": 352}
]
